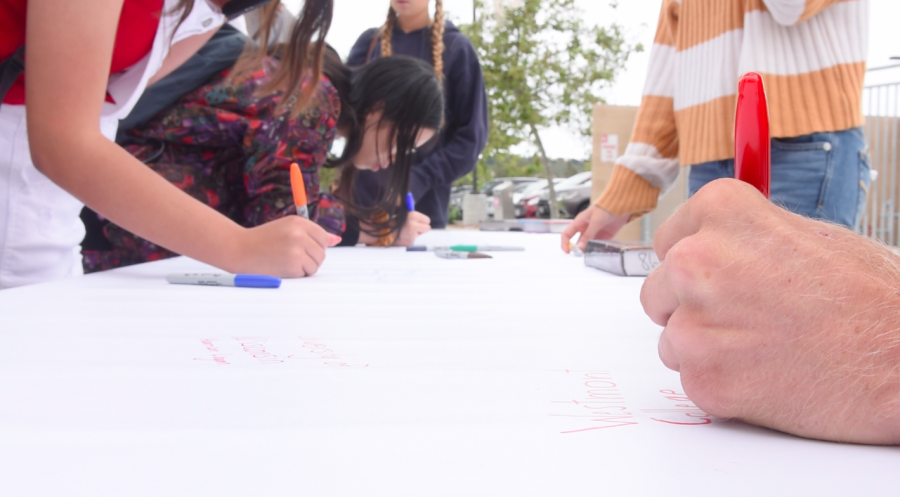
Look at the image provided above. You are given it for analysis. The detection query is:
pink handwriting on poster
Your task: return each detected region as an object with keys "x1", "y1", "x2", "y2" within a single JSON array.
[
  {"x1": 193, "y1": 339, "x2": 230, "y2": 365},
  {"x1": 235, "y1": 337, "x2": 284, "y2": 365},
  {"x1": 287, "y1": 337, "x2": 368, "y2": 368},
  {"x1": 643, "y1": 389, "x2": 713, "y2": 425},
  {"x1": 549, "y1": 371, "x2": 714, "y2": 433},
  {"x1": 194, "y1": 337, "x2": 368, "y2": 368},
  {"x1": 549, "y1": 370, "x2": 638, "y2": 433}
]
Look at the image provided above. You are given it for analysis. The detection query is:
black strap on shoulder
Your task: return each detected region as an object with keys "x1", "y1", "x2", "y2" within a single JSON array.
[{"x1": 0, "y1": 46, "x2": 25, "y2": 104}]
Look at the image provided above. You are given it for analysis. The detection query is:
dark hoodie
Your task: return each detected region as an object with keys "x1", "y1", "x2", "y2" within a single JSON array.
[{"x1": 347, "y1": 21, "x2": 488, "y2": 229}]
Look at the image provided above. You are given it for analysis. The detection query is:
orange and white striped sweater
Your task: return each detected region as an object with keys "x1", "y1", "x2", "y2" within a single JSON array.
[{"x1": 596, "y1": 0, "x2": 868, "y2": 218}]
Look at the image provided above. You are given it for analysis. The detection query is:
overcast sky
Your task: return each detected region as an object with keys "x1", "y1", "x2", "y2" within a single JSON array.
[{"x1": 284, "y1": 0, "x2": 900, "y2": 159}]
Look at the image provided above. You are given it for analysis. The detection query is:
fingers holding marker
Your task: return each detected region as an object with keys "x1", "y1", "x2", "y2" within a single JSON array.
[
  {"x1": 409, "y1": 211, "x2": 431, "y2": 224},
  {"x1": 578, "y1": 207, "x2": 610, "y2": 251},
  {"x1": 560, "y1": 206, "x2": 631, "y2": 252},
  {"x1": 302, "y1": 217, "x2": 332, "y2": 249},
  {"x1": 328, "y1": 234, "x2": 342, "y2": 247},
  {"x1": 657, "y1": 329, "x2": 681, "y2": 372},
  {"x1": 640, "y1": 262, "x2": 679, "y2": 327},
  {"x1": 305, "y1": 236, "x2": 327, "y2": 268},
  {"x1": 411, "y1": 214, "x2": 432, "y2": 237},
  {"x1": 300, "y1": 250, "x2": 321, "y2": 277},
  {"x1": 655, "y1": 179, "x2": 764, "y2": 261},
  {"x1": 653, "y1": 197, "x2": 702, "y2": 263},
  {"x1": 560, "y1": 214, "x2": 587, "y2": 253}
]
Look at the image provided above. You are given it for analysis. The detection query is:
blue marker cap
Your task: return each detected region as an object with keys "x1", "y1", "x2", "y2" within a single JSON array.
[
  {"x1": 234, "y1": 274, "x2": 282, "y2": 288},
  {"x1": 406, "y1": 192, "x2": 415, "y2": 211}
]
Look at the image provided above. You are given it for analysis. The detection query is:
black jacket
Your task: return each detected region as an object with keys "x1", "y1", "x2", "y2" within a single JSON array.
[{"x1": 347, "y1": 21, "x2": 488, "y2": 228}]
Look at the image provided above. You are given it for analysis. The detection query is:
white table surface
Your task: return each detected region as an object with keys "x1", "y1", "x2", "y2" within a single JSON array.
[{"x1": 0, "y1": 230, "x2": 897, "y2": 496}]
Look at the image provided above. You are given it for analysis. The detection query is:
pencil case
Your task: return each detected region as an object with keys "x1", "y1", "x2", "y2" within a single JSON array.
[{"x1": 584, "y1": 240, "x2": 660, "y2": 277}]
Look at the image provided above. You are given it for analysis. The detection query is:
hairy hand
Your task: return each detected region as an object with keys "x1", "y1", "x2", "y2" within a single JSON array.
[{"x1": 641, "y1": 179, "x2": 900, "y2": 444}]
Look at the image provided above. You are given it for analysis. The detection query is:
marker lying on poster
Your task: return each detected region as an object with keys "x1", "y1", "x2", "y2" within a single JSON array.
[
  {"x1": 166, "y1": 274, "x2": 282, "y2": 289},
  {"x1": 407, "y1": 245, "x2": 524, "y2": 252},
  {"x1": 290, "y1": 162, "x2": 310, "y2": 219},
  {"x1": 435, "y1": 251, "x2": 492, "y2": 260},
  {"x1": 734, "y1": 72, "x2": 771, "y2": 198}
]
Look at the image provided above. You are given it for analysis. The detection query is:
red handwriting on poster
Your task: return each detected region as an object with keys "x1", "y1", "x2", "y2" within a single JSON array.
[
  {"x1": 235, "y1": 337, "x2": 284, "y2": 365},
  {"x1": 642, "y1": 389, "x2": 712, "y2": 425},
  {"x1": 287, "y1": 337, "x2": 368, "y2": 368},
  {"x1": 193, "y1": 339, "x2": 230, "y2": 365},
  {"x1": 550, "y1": 370, "x2": 638, "y2": 433},
  {"x1": 193, "y1": 338, "x2": 368, "y2": 368}
]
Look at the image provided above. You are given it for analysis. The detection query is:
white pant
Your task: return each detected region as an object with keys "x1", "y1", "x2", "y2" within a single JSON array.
[{"x1": 0, "y1": 105, "x2": 118, "y2": 289}]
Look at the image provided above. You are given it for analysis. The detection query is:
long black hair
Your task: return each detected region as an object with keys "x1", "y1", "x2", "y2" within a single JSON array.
[{"x1": 322, "y1": 51, "x2": 444, "y2": 238}]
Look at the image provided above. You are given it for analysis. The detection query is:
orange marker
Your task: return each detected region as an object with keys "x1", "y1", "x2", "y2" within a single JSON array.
[{"x1": 290, "y1": 162, "x2": 309, "y2": 219}]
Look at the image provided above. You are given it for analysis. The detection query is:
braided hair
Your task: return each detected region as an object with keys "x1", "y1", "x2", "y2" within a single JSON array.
[{"x1": 379, "y1": 0, "x2": 444, "y2": 84}]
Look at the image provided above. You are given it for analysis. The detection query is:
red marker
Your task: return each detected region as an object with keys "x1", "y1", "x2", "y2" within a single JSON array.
[{"x1": 734, "y1": 72, "x2": 771, "y2": 199}]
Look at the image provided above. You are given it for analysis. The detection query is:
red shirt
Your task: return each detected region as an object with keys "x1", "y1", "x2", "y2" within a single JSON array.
[{"x1": 0, "y1": 0, "x2": 164, "y2": 105}]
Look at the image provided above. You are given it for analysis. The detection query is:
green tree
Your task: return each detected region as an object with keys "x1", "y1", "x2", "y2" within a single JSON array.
[{"x1": 461, "y1": 0, "x2": 640, "y2": 218}]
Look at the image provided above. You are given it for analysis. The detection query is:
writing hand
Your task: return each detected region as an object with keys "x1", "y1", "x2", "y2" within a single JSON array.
[
  {"x1": 641, "y1": 179, "x2": 900, "y2": 444},
  {"x1": 561, "y1": 205, "x2": 630, "y2": 253}
]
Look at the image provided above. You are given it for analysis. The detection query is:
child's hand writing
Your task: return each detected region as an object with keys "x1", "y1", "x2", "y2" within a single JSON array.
[
  {"x1": 393, "y1": 211, "x2": 431, "y2": 247},
  {"x1": 230, "y1": 216, "x2": 340, "y2": 277}
]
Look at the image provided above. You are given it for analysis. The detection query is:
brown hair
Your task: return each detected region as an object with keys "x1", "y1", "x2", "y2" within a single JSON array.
[
  {"x1": 173, "y1": 0, "x2": 333, "y2": 117},
  {"x1": 379, "y1": 0, "x2": 444, "y2": 84}
]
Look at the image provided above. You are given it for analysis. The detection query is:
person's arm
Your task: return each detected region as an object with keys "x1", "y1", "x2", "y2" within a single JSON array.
[
  {"x1": 346, "y1": 28, "x2": 379, "y2": 67},
  {"x1": 641, "y1": 178, "x2": 900, "y2": 445},
  {"x1": 26, "y1": 0, "x2": 332, "y2": 277},
  {"x1": 762, "y1": 0, "x2": 846, "y2": 26},
  {"x1": 147, "y1": 27, "x2": 220, "y2": 86},
  {"x1": 561, "y1": 0, "x2": 679, "y2": 252},
  {"x1": 408, "y1": 39, "x2": 488, "y2": 199}
]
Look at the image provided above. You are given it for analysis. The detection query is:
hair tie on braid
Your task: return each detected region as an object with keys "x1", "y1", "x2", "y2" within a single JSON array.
[
  {"x1": 381, "y1": 7, "x2": 397, "y2": 58},
  {"x1": 431, "y1": 0, "x2": 445, "y2": 85}
]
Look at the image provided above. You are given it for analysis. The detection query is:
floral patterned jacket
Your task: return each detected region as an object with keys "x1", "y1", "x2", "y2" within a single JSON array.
[{"x1": 83, "y1": 58, "x2": 344, "y2": 273}]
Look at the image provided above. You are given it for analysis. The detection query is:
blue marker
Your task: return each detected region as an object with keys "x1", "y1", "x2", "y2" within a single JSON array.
[
  {"x1": 166, "y1": 273, "x2": 281, "y2": 289},
  {"x1": 406, "y1": 192, "x2": 415, "y2": 211}
]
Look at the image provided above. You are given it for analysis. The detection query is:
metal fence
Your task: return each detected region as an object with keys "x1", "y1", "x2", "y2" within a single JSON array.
[{"x1": 860, "y1": 76, "x2": 900, "y2": 245}]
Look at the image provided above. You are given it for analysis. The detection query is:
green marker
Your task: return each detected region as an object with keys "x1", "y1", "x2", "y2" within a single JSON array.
[{"x1": 407, "y1": 245, "x2": 525, "y2": 252}]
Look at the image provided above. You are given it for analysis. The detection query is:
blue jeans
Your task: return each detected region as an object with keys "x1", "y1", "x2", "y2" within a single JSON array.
[{"x1": 688, "y1": 127, "x2": 871, "y2": 228}]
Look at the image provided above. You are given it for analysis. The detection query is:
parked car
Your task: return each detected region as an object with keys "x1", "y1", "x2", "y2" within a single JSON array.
[
  {"x1": 523, "y1": 195, "x2": 541, "y2": 218},
  {"x1": 557, "y1": 180, "x2": 593, "y2": 217},
  {"x1": 535, "y1": 171, "x2": 593, "y2": 218},
  {"x1": 484, "y1": 177, "x2": 540, "y2": 218},
  {"x1": 450, "y1": 178, "x2": 539, "y2": 219},
  {"x1": 513, "y1": 178, "x2": 563, "y2": 218}
]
